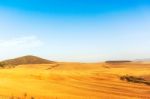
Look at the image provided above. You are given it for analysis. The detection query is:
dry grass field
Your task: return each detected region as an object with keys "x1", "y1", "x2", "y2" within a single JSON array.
[{"x1": 0, "y1": 62, "x2": 150, "y2": 99}]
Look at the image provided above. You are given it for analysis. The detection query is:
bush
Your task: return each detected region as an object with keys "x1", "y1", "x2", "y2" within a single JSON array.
[
  {"x1": 0, "y1": 62, "x2": 5, "y2": 68},
  {"x1": 120, "y1": 75, "x2": 150, "y2": 86},
  {"x1": 31, "y1": 97, "x2": 35, "y2": 99}
]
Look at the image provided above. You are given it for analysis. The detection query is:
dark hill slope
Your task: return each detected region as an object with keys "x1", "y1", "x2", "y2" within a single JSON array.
[{"x1": 0, "y1": 55, "x2": 55, "y2": 66}]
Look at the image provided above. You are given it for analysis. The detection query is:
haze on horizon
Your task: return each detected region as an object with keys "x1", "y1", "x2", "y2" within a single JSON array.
[{"x1": 0, "y1": 0, "x2": 150, "y2": 62}]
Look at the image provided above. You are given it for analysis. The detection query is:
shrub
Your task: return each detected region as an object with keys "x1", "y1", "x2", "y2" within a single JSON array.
[
  {"x1": 120, "y1": 75, "x2": 150, "y2": 86},
  {"x1": 31, "y1": 96, "x2": 35, "y2": 99},
  {"x1": 0, "y1": 62, "x2": 5, "y2": 68}
]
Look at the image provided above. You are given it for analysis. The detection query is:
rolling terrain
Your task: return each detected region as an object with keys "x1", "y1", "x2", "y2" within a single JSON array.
[{"x1": 0, "y1": 56, "x2": 150, "y2": 99}]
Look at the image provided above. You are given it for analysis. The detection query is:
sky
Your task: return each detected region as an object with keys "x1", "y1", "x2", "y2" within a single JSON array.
[{"x1": 0, "y1": 0, "x2": 150, "y2": 62}]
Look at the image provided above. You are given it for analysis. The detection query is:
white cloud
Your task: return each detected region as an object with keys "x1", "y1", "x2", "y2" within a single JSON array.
[{"x1": 0, "y1": 36, "x2": 43, "y2": 59}]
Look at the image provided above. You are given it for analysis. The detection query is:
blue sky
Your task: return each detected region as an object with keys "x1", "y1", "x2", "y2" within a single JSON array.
[{"x1": 0, "y1": 0, "x2": 150, "y2": 62}]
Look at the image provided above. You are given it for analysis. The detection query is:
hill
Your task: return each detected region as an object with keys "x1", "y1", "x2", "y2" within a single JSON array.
[
  {"x1": 0, "y1": 55, "x2": 55, "y2": 66},
  {"x1": 105, "y1": 60, "x2": 132, "y2": 64},
  {"x1": 135, "y1": 58, "x2": 150, "y2": 62}
]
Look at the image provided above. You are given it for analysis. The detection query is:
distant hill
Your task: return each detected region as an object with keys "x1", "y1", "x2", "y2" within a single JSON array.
[
  {"x1": 105, "y1": 60, "x2": 132, "y2": 64},
  {"x1": 0, "y1": 55, "x2": 55, "y2": 66},
  {"x1": 135, "y1": 58, "x2": 150, "y2": 62}
]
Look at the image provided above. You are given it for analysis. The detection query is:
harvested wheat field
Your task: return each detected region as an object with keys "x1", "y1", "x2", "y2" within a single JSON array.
[
  {"x1": 1, "y1": 0, "x2": 150, "y2": 99},
  {"x1": 0, "y1": 61, "x2": 150, "y2": 99}
]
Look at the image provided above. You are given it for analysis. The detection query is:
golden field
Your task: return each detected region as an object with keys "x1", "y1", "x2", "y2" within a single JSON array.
[{"x1": 0, "y1": 62, "x2": 150, "y2": 99}]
